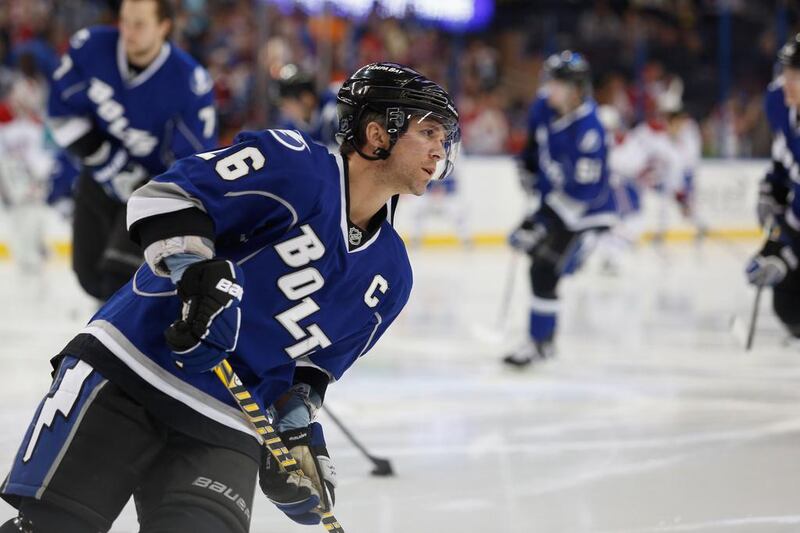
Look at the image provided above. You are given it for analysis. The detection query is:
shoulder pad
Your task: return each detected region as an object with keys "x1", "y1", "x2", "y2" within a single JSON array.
[
  {"x1": 69, "y1": 28, "x2": 91, "y2": 50},
  {"x1": 189, "y1": 65, "x2": 213, "y2": 96},
  {"x1": 167, "y1": 46, "x2": 213, "y2": 97},
  {"x1": 578, "y1": 127, "x2": 603, "y2": 153},
  {"x1": 224, "y1": 129, "x2": 332, "y2": 185},
  {"x1": 234, "y1": 129, "x2": 324, "y2": 156},
  {"x1": 70, "y1": 26, "x2": 116, "y2": 51}
]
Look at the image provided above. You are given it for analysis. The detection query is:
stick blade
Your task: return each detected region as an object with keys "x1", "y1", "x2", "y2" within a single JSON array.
[
  {"x1": 729, "y1": 314, "x2": 748, "y2": 349},
  {"x1": 370, "y1": 457, "x2": 394, "y2": 477}
]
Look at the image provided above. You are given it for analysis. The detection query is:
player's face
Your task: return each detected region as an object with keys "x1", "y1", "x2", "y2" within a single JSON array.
[
  {"x1": 120, "y1": 0, "x2": 170, "y2": 65},
  {"x1": 281, "y1": 93, "x2": 316, "y2": 123},
  {"x1": 546, "y1": 79, "x2": 579, "y2": 115},
  {"x1": 388, "y1": 117, "x2": 448, "y2": 196},
  {"x1": 784, "y1": 68, "x2": 800, "y2": 107}
]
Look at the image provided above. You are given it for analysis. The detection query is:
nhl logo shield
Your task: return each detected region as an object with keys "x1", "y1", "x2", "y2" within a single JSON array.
[{"x1": 348, "y1": 226, "x2": 363, "y2": 246}]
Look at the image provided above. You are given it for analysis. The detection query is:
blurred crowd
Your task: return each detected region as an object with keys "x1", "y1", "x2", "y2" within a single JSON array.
[{"x1": 0, "y1": 0, "x2": 797, "y2": 157}]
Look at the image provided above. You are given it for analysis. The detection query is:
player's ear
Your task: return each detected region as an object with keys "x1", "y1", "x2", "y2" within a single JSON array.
[
  {"x1": 364, "y1": 121, "x2": 389, "y2": 153},
  {"x1": 158, "y1": 17, "x2": 172, "y2": 41}
]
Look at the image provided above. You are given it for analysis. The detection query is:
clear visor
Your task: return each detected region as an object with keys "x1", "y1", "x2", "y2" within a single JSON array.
[{"x1": 405, "y1": 109, "x2": 461, "y2": 180}]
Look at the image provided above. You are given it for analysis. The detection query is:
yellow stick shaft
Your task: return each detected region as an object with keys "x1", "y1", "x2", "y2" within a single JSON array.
[{"x1": 213, "y1": 359, "x2": 344, "y2": 532}]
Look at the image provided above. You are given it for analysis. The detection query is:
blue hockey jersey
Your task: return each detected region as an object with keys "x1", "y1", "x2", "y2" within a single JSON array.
[
  {"x1": 765, "y1": 77, "x2": 800, "y2": 231},
  {"x1": 274, "y1": 89, "x2": 339, "y2": 147},
  {"x1": 523, "y1": 93, "x2": 616, "y2": 230},
  {"x1": 47, "y1": 26, "x2": 217, "y2": 175},
  {"x1": 82, "y1": 129, "x2": 412, "y2": 438}
]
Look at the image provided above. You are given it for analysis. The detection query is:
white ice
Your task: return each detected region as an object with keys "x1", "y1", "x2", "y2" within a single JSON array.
[{"x1": 1, "y1": 240, "x2": 799, "y2": 533}]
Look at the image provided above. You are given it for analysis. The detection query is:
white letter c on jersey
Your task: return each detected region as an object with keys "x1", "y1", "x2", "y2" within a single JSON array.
[{"x1": 364, "y1": 275, "x2": 388, "y2": 308}]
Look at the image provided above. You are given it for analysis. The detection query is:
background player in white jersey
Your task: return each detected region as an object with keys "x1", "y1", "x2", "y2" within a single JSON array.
[
  {"x1": 590, "y1": 105, "x2": 643, "y2": 273},
  {"x1": 746, "y1": 34, "x2": 800, "y2": 338},
  {"x1": 604, "y1": 97, "x2": 685, "y2": 255},
  {"x1": 659, "y1": 83, "x2": 704, "y2": 235},
  {"x1": 0, "y1": 106, "x2": 52, "y2": 275},
  {"x1": 0, "y1": 52, "x2": 52, "y2": 275},
  {"x1": 503, "y1": 51, "x2": 616, "y2": 367},
  {"x1": 47, "y1": 0, "x2": 217, "y2": 301},
  {"x1": 0, "y1": 62, "x2": 460, "y2": 533},
  {"x1": 647, "y1": 81, "x2": 705, "y2": 239}
]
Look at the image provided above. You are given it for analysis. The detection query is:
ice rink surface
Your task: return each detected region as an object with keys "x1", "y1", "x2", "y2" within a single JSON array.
[{"x1": 1, "y1": 240, "x2": 799, "y2": 533}]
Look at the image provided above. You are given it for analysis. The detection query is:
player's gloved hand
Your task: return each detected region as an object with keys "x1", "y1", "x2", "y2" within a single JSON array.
[
  {"x1": 165, "y1": 258, "x2": 244, "y2": 373},
  {"x1": 508, "y1": 216, "x2": 547, "y2": 254},
  {"x1": 745, "y1": 226, "x2": 799, "y2": 287},
  {"x1": 757, "y1": 178, "x2": 789, "y2": 227},
  {"x1": 84, "y1": 142, "x2": 148, "y2": 201},
  {"x1": 259, "y1": 422, "x2": 337, "y2": 525}
]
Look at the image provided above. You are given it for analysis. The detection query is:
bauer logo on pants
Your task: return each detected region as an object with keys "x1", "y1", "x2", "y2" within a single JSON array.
[{"x1": 192, "y1": 476, "x2": 251, "y2": 520}]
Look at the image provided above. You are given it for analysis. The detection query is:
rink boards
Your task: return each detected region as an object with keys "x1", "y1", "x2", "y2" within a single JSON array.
[{"x1": 0, "y1": 157, "x2": 768, "y2": 258}]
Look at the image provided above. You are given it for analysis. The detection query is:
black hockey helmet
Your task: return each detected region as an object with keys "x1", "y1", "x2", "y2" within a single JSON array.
[
  {"x1": 543, "y1": 50, "x2": 592, "y2": 94},
  {"x1": 779, "y1": 33, "x2": 800, "y2": 69},
  {"x1": 336, "y1": 62, "x2": 460, "y2": 180},
  {"x1": 277, "y1": 64, "x2": 316, "y2": 99}
]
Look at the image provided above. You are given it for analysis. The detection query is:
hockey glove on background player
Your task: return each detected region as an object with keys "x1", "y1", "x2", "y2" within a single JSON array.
[
  {"x1": 83, "y1": 141, "x2": 148, "y2": 201},
  {"x1": 746, "y1": 224, "x2": 799, "y2": 287},
  {"x1": 508, "y1": 204, "x2": 566, "y2": 255},
  {"x1": 165, "y1": 258, "x2": 244, "y2": 373},
  {"x1": 259, "y1": 422, "x2": 337, "y2": 525},
  {"x1": 756, "y1": 175, "x2": 789, "y2": 228},
  {"x1": 508, "y1": 215, "x2": 547, "y2": 254}
]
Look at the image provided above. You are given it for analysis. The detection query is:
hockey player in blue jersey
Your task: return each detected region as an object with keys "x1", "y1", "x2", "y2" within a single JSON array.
[
  {"x1": 746, "y1": 34, "x2": 800, "y2": 338},
  {"x1": 0, "y1": 62, "x2": 460, "y2": 533},
  {"x1": 274, "y1": 64, "x2": 339, "y2": 147},
  {"x1": 503, "y1": 51, "x2": 616, "y2": 367},
  {"x1": 47, "y1": 0, "x2": 217, "y2": 301}
]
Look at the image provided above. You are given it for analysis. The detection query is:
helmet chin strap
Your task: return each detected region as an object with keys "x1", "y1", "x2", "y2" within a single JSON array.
[{"x1": 350, "y1": 138, "x2": 397, "y2": 162}]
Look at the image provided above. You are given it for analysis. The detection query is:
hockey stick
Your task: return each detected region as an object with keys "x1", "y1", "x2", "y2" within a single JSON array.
[
  {"x1": 471, "y1": 251, "x2": 519, "y2": 343},
  {"x1": 496, "y1": 251, "x2": 520, "y2": 327},
  {"x1": 745, "y1": 219, "x2": 776, "y2": 352},
  {"x1": 213, "y1": 359, "x2": 345, "y2": 533},
  {"x1": 322, "y1": 405, "x2": 394, "y2": 477},
  {"x1": 746, "y1": 283, "x2": 764, "y2": 352}
]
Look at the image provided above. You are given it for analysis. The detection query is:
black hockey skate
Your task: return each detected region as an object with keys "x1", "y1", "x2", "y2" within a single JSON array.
[{"x1": 502, "y1": 339, "x2": 554, "y2": 368}]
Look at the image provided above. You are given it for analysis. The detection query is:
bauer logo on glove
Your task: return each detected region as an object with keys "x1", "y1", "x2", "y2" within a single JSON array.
[{"x1": 165, "y1": 258, "x2": 245, "y2": 373}]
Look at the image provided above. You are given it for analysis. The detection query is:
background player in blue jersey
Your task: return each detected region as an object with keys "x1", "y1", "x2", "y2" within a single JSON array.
[
  {"x1": 0, "y1": 62, "x2": 460, "y2": 533},
  {"x1": 273, "y1": 64, "x2": 339, "y2": 148},
  {"x1": 746, "y1": 34, "x2": 800, "y2": 338},
  {"x1": 47, "y1": 0, "x2": 218, "y2": 301},
  {"x1": 503, "y1": 51, "x2": 616, "y2": 367}
]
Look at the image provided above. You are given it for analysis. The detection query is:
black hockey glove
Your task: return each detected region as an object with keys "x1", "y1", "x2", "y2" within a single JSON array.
[
  {"x1": 756, "y1": 174, "x2": 789, "y2": 228},
  {"x1": 508, "y1": 204, "x2": 566, "y2": 255},
  {"x1": 508, "y1": 214, "x2": 547, "y2": 254},
  {"x1": 259, "y1": 422, "x2": 337, "y2": 525},
  {"x1": 165, "y1": 259, "x2": 244, "y2": 373},
  {"x1": 517, "y1": 164, "x2": 540, "y2": 196},
  {"x1": 745, "y1": 223, "x2": 799, "y2": 287},
  {"x1": 84, "y1": 141, "x2": 148, "y2": 201}
]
